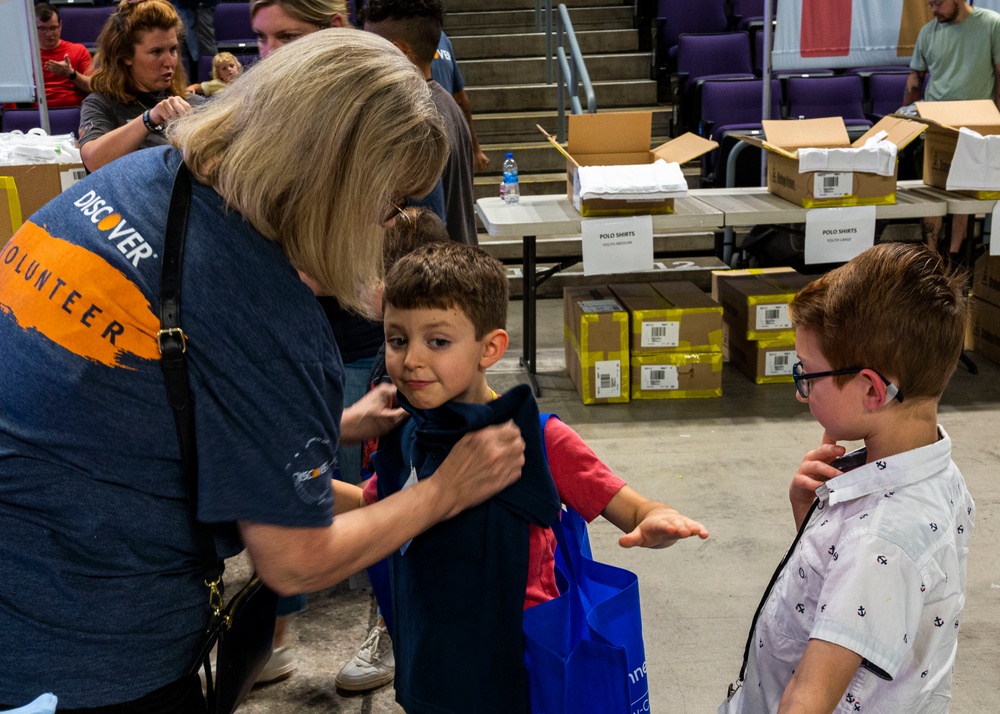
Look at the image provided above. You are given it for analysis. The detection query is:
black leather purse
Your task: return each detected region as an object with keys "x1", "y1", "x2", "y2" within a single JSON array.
[{"x1": 158, "y1": 163, "x2": 278, "y2": 714}]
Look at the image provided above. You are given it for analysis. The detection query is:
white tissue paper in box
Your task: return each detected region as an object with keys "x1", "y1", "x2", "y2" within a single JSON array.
[
  {"x1": 577, "y1": 159, "x2": 688, "y2": 201},
  {"x1": 946, "y1": 127, "x2": 1000, "y2": 192},
  {"x1": 797, "y1": 130, "x2": 897, "y2": 177},
  {"x1": 0, "y1": 128, "x2": 81, "y2": 165}
]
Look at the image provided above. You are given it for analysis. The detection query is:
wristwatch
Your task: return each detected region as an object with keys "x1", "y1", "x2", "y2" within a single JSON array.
[
  {"x1": 69, "y1": 70, "x2": 77, "y2": 80},
  {"x1": 142, "y1": 109, "x2": 165, "y2": 133}
]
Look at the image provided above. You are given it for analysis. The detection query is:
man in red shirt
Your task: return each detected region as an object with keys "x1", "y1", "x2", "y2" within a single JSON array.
[{"x1": 35, "y1": 3, "x2": 93, "y2": 108}]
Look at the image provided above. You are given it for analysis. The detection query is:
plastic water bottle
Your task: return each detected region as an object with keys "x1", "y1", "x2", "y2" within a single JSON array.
[{"x1": 502, "y1": 152, "x2": 520, "y2": 205}]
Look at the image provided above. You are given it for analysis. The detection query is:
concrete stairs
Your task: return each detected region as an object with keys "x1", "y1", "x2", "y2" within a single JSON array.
[
  {"x1": 442, "y1": 0, "x2": 664, "y2": 202},
  {"x1": 445, "y1": 0, "x2": 719, "y2": 282}
]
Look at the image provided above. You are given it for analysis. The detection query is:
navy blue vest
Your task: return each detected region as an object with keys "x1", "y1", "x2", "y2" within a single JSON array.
[{"x1": 373, "y1": 384, "x2": 561, "y2": 713}]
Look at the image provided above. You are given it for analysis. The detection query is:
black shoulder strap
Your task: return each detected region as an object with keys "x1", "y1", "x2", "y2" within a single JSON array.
[{"x1": 158, "y1": 163, "x2": 222, "y2": 584}]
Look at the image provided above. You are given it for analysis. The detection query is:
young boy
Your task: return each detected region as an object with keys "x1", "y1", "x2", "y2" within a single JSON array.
[
  {"x1": 334, "y1": 241, "x2": 708, "y2": 713},
  {"x1": 721, "y1": 242, "x2": 975, "y2": 713}
]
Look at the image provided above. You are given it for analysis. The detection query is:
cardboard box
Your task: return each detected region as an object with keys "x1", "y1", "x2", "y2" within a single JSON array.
[
  {"x1": 562, "y1": 112, "x2": 716, "y2": 217},
  {"x1": 0, "y1": 162, "x2": 86, "y2": 242},
  {"x1": 909, "y1": 100, "x2": 1000, "y2": 199},
  {"x1": 563, "y1": 286, "x2": 630, "y2": 404},
  {"x1": 712, "y1": 268, "x2": 813, "y2": 341},
  {"x1": 740, "y1": 116, "x2": 924, "y2": 208},
  {"x1": 966, "y1": 296, "x2": 1000, "y2": 367},
  {"x1": 630, "y1": 352, "x2": 723, "y2": 399},
  {"x1": 608, "y1": 281, "x2": 722, "y2": 355},
  {"x1": 724, "y1": 321, "x2": 799, "y2": 384},
  {"x1": 973, "y1": 254, "x2": 1000, "y2": 308}
]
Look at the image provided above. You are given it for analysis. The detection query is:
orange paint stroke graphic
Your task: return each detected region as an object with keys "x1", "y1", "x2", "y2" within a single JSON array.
[{"x1": 0, "y1": 222, "x2": 160, "y2": 368}]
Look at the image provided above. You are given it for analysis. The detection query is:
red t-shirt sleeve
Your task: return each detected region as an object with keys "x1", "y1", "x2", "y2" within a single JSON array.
[
  {"x1": 543, "y1": 417, "x2": 625, "y2": 521},
  {"x1": 361, "y1": 475, "x2": 379, "y2": 505}
]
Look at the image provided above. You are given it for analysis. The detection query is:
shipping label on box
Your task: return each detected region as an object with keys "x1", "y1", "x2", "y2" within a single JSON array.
[
  {"x1": 712, "y1": 268, "x2": 813, "y2": 341},
  {"x1": 966, "y1": 296, "x2": 1000, "y2": 367},
  {"x1": 610, "y1": 281, "x2": 723, "y2": 355},
  {"x1": 630, "y1": 352, "x2": 723, "y2": 399},
  {"x1": 724, "y1": 321, "x2": 798, "y2": 384},
  {"x1": 563, "y1": 286, "x2": 630, "y2": 404}
]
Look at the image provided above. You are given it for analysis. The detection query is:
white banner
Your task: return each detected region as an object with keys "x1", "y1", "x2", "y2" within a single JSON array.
[{"x1": 773, "y1": 0, "x2": 1000, "y2": 71}]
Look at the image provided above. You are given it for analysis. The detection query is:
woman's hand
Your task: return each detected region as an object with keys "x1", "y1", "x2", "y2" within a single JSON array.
[
  {"x1": 432, "y1": 421, "x2": 525, "y2": 518},
  {"x1": 149, "y1": 95, "x2": 192, "y2": 127}
]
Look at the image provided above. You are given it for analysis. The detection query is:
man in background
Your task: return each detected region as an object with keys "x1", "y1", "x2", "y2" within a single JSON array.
[
  {"x1": 35, "y1": 3, "x2": 93, "y2": 108},
  {"x1": 365, "y1": 0, "x2": 477, "y2": 246},
  {"x1": 906, "y1": 0, "x2": 1000, "y2": 258},
  {"x1": 433, "y1": 31, "x2": 490, "y2": 173}
]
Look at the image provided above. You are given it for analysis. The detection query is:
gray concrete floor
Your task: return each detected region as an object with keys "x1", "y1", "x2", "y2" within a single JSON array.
[{"x1": 238, "y1": 296, "x2": 1000, "y2": 713}]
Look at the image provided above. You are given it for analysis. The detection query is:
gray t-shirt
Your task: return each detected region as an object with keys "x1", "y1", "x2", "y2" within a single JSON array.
[
  {"x1": 79, "y1": 90, "x2": 203, "y2": 152},
  {"x1": 911, "y1": 7, "x2": 1000, "y2": 101},
  {"x1": 429, "y1": 80, "x2": 477, "y2": 246}
]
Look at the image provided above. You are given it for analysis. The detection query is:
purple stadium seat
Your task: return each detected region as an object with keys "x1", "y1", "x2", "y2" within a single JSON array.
[
  {"x1": 58, "y1": 6, "x2": 114, "y2": 48},
  {"x1": 675, "y1": 32, "x2": 755, "y2": 133},
  {"x1": 869, "y1": 72, "x2": 910, "y2": 119},
  {"x1": 654, "y1": 0, "x2": 728, "y2": 68},
  {"x1": 786, "y1": 74, "x2": 872, "y2": 130},
  {"x1": 699, "y1": 78, "x2": 782, "y2": 186},
  {"x1": 730, "y1": 0, "x2": 766, "y2": 30},
  {"x1": 2, "y1": 107, "x2": 83, "y2": 138},
  {"x1": 214, "y1": 3, "x2": 255, "y2": 51}
]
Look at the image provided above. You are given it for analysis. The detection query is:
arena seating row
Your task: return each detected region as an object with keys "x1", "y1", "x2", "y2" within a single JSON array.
[{"x1": 696, "y1": 72, "x2": 916, "y2": 189}]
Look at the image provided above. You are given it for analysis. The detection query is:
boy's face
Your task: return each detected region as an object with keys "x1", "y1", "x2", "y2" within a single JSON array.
[
  {"x1": 384, "y1": 304, "x2": 497, "y2": 409},
  {"x1": 218, "y1": 61, "x2": 239, "y2": 83},
  {"x1": 794, "y1": 328, "x2": 868, "y2": 442}
]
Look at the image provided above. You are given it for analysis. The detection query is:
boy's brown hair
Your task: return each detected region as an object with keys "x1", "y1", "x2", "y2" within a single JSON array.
[
  {"x1": 384, "y1": 241, "x2": 508, "y2": 339},
  {"x1": 789, "y1": 242, "x2": 967, "y2": 400},
  {"x1": 382, "y1": 206, "x2": 449, "y2": 272}
]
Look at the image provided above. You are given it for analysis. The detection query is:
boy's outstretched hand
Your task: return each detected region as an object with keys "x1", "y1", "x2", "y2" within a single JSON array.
[
  {"x1": 619, "y1": 505, "x2": 710, "y2": 549},
  {"x1": 602, "y1": 485, "x2": 709, "y2": 550},
  {"x1": 790, "y1": 430, "x2": 845, "y2": 529}
]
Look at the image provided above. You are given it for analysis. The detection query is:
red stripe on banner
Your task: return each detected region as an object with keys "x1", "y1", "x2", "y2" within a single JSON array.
[{"x1": 800, "y1": 0, "x2": 852, "y2": 57}]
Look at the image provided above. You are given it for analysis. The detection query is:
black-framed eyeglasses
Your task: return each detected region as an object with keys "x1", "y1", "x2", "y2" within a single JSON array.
[{"x1": 792, "y1": 362, "x2": 904, "y2": 403}]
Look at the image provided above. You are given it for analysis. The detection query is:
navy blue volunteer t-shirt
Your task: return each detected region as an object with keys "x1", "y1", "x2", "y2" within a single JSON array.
[{"x1": 0, "y1": 146, "x2": 343, "y2": 707}]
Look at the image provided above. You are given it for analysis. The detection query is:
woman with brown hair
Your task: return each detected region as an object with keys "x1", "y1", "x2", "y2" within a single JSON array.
[{"x1": 79, "y1": 0, "x2": 196, "y2": 171}]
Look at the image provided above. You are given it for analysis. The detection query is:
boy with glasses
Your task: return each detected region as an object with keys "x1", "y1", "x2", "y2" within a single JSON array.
[
  {"x1": 721, "y1": 243, "x2": 974, "y2": 713},
  {"x1": 34, "y1": 3, "x2": 93, "y2": 108}
]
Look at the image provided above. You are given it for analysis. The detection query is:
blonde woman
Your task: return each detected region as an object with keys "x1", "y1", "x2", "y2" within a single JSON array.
[
  {"x1": 80, "y1": 0, "x2": 196, "y2": 171},
  {"x1": 0, "y1": 30, "x2": 525, "y2": 712},
  {"x1": 250, "y1": 0, "x2": 349, "y2": 57}
]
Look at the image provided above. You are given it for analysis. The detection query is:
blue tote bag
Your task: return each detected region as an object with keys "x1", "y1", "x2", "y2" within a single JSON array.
[{"x1": 523, "y1": 415, "x2": 649, "y2": 714}]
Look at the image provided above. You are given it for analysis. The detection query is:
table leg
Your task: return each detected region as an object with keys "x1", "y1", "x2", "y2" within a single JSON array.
[{"x1": 520, "y1": 235, "x2": 540, "y2": 396}]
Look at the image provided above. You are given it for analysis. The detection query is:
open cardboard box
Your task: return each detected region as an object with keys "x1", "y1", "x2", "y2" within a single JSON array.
[
  {"x1": 907, "y1": 100, "x2": 1000, "y2": 199},
  {"x1": 738, "y1": 116, "x2": 925, "y2": 208},
  {"x1": 544, "y1": 112, "x2": 716, "y2": 217},
  {"x1": 0, "y1": 162, "x2": 86, "y2": 242}
]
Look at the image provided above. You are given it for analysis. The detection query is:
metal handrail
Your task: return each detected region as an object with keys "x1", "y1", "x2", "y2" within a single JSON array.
[{"x1": 552, "y1": 3, "x2": 596, "y2": 141}]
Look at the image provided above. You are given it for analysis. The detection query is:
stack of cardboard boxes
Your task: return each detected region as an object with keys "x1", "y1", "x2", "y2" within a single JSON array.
[
  {"x1": 563, "y1": 282, "x2": 725, "y2": 404},
  {"x1": 968, "y1": 256, "x2": 1000, "y2": 366},
  {"x1": 610, "y1": 282, "x2": 723, "y2": 399},
  {"x1": 713, "y1": 268, "x2": 813, "y2": 384}
]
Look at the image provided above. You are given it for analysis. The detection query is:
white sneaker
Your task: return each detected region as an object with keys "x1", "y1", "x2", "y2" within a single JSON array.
[
  {"x1": 255, "y1": 645, "x2": 296, "y2": 685},
  {"x1": 335, "y1": 625, "x2": 395, "y2": 692}
]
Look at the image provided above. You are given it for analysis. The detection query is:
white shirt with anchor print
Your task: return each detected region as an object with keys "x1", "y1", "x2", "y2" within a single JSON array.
[{"x1": 736, "y1": 427, "x2": 975, "y2": 713}]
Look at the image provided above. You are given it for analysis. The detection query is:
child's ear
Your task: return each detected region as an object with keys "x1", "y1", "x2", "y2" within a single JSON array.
[
  {"x1": 479, "y1": 329, "x2": 509, "y2": 369},
  {"x1": 859, "y1": 368, "x2": 892, "y2": 410}
]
